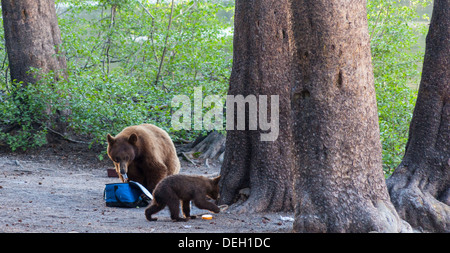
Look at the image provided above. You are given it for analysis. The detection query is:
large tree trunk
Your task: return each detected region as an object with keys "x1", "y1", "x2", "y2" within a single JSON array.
[
  {"x1": 1, "y1": 0, "x2": 68, "y2": 141},
  {"x1": 218, "y1": 0, "x2": 294, "y2": 212},
  {"x1": 386, "y1": 0, "x2": 450, "y2": 233},
  {"x1": 218, "y1": 1, "x2": 409, "y2": 232},
  {"x1": 1, "y1": 0, "x2": 67, "y2": 85},
  {"x1": 290, "y1": 0, "x2": 406, "y2": 233}
]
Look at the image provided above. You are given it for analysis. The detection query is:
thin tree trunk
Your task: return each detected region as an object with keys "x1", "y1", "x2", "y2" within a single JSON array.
[
  {"x1": 386, "y1": 0, "x2": 450, "y2": 233},
  {"x1": 154, "y1": 0, "x2": 174, "y2": 90},
  {"x1": 104, "y1": 4, "x2": 117, "y2": 77}
]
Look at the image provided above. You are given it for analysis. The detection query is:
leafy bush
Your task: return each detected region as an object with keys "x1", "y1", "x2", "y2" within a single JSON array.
[
  {"x1": 0, "y1": 0, "x2": 233, "y2": 152},
  {"x1": 57, "y1": 0, "x2": 232, "y2": 140},
  {"x1": 368, "y1": 0, "x2": 431, "y2": 175},
  {"x1": 0, "y1": 83, "x2": 49, "y2": 151}
]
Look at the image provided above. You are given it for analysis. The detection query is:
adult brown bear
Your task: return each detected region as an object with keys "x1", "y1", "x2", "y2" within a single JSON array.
[{"x1": 106, "y1": 124, "x2": 180, "y2": 193}]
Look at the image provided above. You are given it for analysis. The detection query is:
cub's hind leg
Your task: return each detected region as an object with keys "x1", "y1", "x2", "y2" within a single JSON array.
[{"x1": 145, "y1": 201, "x2": 165, "y2": 221}]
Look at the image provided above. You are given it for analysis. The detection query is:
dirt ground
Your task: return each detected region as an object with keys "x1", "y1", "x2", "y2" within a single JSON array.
[{"x1": 0, "y1": 143, "x2": 294, "y2": 233}]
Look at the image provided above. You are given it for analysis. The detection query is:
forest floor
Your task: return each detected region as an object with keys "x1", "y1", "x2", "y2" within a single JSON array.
[{"x1": 0, "y1": 142, "x2": 294, "y2": 233}]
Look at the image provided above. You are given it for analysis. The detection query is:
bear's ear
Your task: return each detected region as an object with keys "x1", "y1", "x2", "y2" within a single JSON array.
[
  {"x1": 128, "y1": 133, "x2": 138, "y2": 145},
  {"x1": 107, "y1": 134, "x2": 115, "y2": 145},
  {"x1": 212, "y1": 175, "x2": 221, "y2": 185}
]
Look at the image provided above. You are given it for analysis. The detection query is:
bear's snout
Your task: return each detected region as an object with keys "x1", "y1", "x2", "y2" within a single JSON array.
[{"x1": 119, "y1": 163, "x2": 128, "y2": 180}]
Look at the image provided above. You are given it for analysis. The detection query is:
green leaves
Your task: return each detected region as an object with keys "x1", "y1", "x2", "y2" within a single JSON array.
[
  {"x1": 368, "y1": 0, "x2": 431, "y2": 175},
  {"x1": 0, "y1": 81, "x2": 50, "y2": 151},
  {"x1": 53, "y1": 0, "x2": 233, "y2": 145}
]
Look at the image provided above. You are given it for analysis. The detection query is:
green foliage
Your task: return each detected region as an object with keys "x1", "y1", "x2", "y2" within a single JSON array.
[
  {"x1": 0, "y1": 82, "x2": 50, "y2": 151},
  {"x1": 368, "y1": 0, "x2": 431, "y2": 175},
  {"x1": 54, "y1": 0, "x2": 233, "y2": 144},
  {"x1": 0, "y1": 0, "x2": 233, "y2": 151}
]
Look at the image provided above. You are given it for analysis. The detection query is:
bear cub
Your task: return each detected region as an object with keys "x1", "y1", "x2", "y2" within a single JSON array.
[{"x1": 145, "y1": 174, "x2": 221, "y2": 222}]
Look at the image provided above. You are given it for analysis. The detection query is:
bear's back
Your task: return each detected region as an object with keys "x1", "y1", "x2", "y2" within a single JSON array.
[{"x1": 155, "y1": 174, "x2": 211, "y2": 200}]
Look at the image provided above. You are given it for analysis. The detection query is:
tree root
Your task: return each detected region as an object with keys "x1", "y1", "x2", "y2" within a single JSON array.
[
  {"x1": 190, "y1": 131, "x2": 225, "y2": 160},
  {"x1": 293, "y1": 197, "x2": 411, "y2": 233},
  {"x1": 388, "y1": 185, "x2": 450, "y2": 232},
  {"x1": 178, "y1": 131, "x2": 226, "y2": 165}
]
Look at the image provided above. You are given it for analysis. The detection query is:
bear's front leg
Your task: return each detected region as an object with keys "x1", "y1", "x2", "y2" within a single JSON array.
[
  {"x1": 182, "y1": 200, "x2": 196, "y2": 219},
  {"x1": 168, "y1": 200, "x2": 188, "y2": 222},
  {"x1": 193, "y1": 197, "x2": 220, "y2": 213}
]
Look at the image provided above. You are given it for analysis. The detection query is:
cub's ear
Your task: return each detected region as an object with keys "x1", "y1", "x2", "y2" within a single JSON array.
[
  {"x1": 212, "y1": 175, "x2": 221, "y2": 185},
  {"x1": 128, "y1": 133, "x2": 138, "y2": 145},
  {"x1": 107, "y1": 134, "x2": 115, "y2": 145}
]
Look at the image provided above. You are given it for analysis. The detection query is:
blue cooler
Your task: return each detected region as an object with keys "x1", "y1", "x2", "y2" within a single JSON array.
[{"x1": 104, "y1": 181, "x2": 153, "y2": 208}]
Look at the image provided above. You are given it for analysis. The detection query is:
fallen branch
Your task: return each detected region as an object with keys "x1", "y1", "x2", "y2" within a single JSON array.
[
  {"x1": 181, "y1": 152, "x2": 197, "y2": 166},
  {"x1": 46, "y1": 127, "x2": 90, "y2": 145}
]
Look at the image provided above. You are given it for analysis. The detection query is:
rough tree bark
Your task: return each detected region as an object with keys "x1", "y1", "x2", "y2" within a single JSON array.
[
  {"x1": 189, "y1": 131, "x2": 226, "y2": 160},
  {"x1": 386, "y1": 0, "x2": 450, "y2": 233},
  {"x1": 218, "y1": 1, "x2": 411, "y2": 231},
  {"x1": 1, "y1": 0, "x2": 68, "y2": 140},
  {"x1": 1, "y1": 0, "x2": 67, "y2": 85},
  {"x1": 218, "y1": 0, "x2": 294, "y2": 212},
  {"x1": 290, "y1": 0, "x2": 407, "y2": 233}
]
